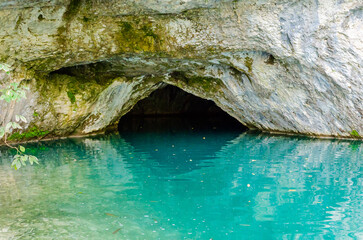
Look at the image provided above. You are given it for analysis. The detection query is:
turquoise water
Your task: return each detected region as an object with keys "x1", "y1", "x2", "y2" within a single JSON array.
[{"x1": 0, "y1": 117, "x2": 362, "y2": 239}]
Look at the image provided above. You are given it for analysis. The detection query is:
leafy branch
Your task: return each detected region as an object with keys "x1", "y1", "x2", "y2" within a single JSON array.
[{"x1": 0, "y1": 63, "x2": 39, "y2": 170}]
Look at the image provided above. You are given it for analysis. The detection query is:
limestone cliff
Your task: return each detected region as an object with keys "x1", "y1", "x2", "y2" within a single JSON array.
[{"x1": 0, "y1": 0, "x2": 362, "y2": 140}]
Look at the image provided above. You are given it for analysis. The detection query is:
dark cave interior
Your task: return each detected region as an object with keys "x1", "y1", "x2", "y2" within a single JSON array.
[{"x1": 118, "y1": 84, "x2": 247, "y2": 133}]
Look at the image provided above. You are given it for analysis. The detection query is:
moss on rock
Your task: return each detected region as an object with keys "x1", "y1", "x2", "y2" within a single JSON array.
[
  {"x1": 8, "y1": 127, "x2": 49, "y2": 141},
  {"x1": 115, "y1": 17, "x2": 163, "y2": 53},
  {"x1": 350, "y1": 130, "x2": 360, "y2": 138},
  {"x1": 67, "y1": 91, "x2": 76, "y2": 104},
  {"x1": 244, "y1": 56, "x2": 253, "y2": 73}
]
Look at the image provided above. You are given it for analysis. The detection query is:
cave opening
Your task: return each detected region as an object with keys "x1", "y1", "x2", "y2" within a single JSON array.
[{"x1": 118, "y1": 84, "x2": 247, "y2": 133}]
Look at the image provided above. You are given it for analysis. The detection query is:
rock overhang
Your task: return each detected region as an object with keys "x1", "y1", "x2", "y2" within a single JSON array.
[{"x1": 0, "y1": 0, "x2": 361, "y2": 140}]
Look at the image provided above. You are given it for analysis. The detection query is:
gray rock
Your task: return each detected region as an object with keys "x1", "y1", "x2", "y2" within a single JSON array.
[{"x1": 0, "y1": 0, "x2": 362, "y2": 140}]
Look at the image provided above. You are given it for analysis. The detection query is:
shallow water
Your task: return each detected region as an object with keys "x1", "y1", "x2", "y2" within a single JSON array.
[{"x1": 0, "y1": 118, "x2": 362, "y2": 239}]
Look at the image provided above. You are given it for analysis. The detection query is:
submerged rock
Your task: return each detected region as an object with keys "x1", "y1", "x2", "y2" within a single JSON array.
[{"x1": 0, "y1": 0, "x2": 362, "y2": 139}]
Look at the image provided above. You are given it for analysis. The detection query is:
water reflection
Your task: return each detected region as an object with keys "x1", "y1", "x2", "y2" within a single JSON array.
[
  {"x1": 118, "y1": 116, "x2": 245, "y2": 176},
  {"x1": 0, "y1": 121, "x2": 362, "y2": 239}
]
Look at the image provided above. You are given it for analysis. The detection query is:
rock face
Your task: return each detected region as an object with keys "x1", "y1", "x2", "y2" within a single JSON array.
[{"x1": 0, "y1": 0, "x2": 362, "y2": 140}]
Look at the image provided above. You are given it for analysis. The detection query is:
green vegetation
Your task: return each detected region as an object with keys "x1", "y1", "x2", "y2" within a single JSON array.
[
  {"x1": 116, "y1": 19, "x2": 161, "y2": 53},
  {"x1": 188, "y1": 76, "x2": 222, "y2": 92},
  {"x1": 82, "y1": 16, "x2": 90, "y2": 22},
  {"x1": 141, "y1": 25, "x2": 159, "y2": 39},
  {"x1": 244, "y1": 56, "x2": 253, "y2": 73},
  {"x1": 67, "y1": 91, "x2": 76, "y2": 104},
  {"x1": 0, "y1": 63, "x2": 40, "y2": 170},
  {"x1": 8, "y1": 127, "x2": 49, "y2": 141},
  {"x1": 350, "y1": 130, "x2": 360, "y2": 138},
  {"x1": 121, "y1": 22, "x2": 133, "y2": 32},
  {"x1": 62, "y1": 0, "x2": 82, "y2": 22},
  {"x1": 171, "y1": 72, "x2": 222, "y2": 94}
]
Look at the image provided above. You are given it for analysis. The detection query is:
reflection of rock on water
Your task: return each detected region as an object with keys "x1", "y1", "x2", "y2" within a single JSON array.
[
  {"x1": 0, "y1": 129, "x2": 362, "y2": 239},
  {"x1": 118, "y1": 115, "x2": 246, "y2": 176},
  {"x1": 118, "y1": 115, "x2": 246, "y2": 133}
]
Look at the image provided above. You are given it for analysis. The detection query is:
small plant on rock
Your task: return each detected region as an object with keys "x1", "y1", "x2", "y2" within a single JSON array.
[{"x1": 0, "y1": 63, "x2": 39, "y2": 169}]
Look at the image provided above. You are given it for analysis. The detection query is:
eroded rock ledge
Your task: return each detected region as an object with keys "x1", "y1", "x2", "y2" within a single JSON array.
[{"x1": 0, "y1": 0, "x2": 362, "y2": 140}]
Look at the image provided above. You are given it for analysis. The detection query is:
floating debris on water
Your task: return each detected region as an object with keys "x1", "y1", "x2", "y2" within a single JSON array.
[
  {"x1": 105, "y1": 213, "x2": 118, "y2": 217},
  {"x1": 112, "y1": 228, "x2": 121, "y2": 234}
]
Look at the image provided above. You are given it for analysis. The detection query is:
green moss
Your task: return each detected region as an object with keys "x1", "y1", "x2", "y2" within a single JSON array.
[
  {"x1": 171, "y1": 72, "x2": 222, "y2": 93},
  {"x1": 115, "y1": 18, "x2": 162, "y2": 53},
  {"x1": 121, "y1": 22, "x2": 133, "y2": 32},
  {"x1": 56, "y1": 0, "x2": 83, "y2": 49},
  {"x1": 82, "y1": 16, "x2": 90, "y2": 22},
  {"x1": 15, "y1": 14, "x2": 23, "y2": 30},
  {"x1": 245, "y1": 56, "x2": 253, "y2": 73},
  {"x1": 206, "y1": 46, "x2": 218, "y2": 54},
  {"x1": 8, "y1": 127, "x2": 49, "y2": 141},
  {"x1": 141, "y1": 25, "x2": 159, "y2": 39},
  {"x1": 56, "y1": 26, "x2": 67, "y2": 48},
  {"x1": 67, "y1": 91, "x2": 76, "y2": 104},
  {"x1": 350, "y1": 130, "x2": 360, "y2": 138},
  {"x1": 62, "y1": 0, "x2": 82, "y2": 21}
]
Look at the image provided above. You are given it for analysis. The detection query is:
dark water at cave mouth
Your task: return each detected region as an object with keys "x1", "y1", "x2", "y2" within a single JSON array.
[{"x1": 0, "y1": 117, "x2": 362, "y2": 239}]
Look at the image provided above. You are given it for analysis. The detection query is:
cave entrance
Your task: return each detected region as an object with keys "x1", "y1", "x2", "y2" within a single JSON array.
[{"x1": 118, "y1": 84, "x2": 247, "y2": 133}]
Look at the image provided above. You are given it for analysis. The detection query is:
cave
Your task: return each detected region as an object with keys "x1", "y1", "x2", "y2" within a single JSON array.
[{"x1": 118, "y1": 84, "x2": 247, "y2": 133}]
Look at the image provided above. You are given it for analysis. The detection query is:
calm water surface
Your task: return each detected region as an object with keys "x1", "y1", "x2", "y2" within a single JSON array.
[{"x1": 0, "y1": 117, "x2": 362, "y2": 239}]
